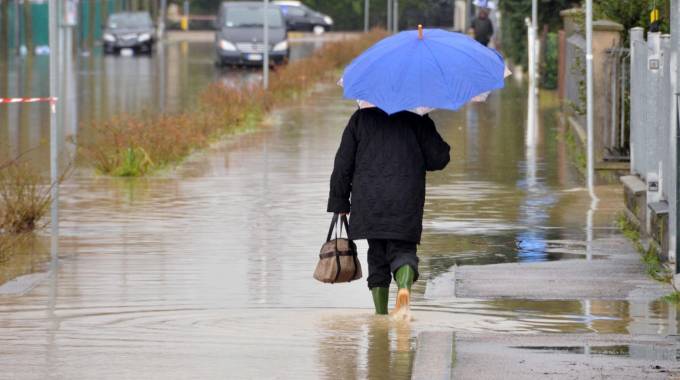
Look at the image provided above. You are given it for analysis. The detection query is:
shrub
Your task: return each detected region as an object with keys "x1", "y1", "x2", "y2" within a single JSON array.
[
  {"x1": 0, "y1": 161, "x2": 53, "y2": 234},
  {"x1": 80, "y1": 30, "x2": 387, "y2": 176},
  {"x1": 541, "y1": 32, "x2": 558, "y2": 89}
]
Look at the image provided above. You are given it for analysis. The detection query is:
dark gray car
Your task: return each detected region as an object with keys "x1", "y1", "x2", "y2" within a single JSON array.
[
  {"x1": 102, "y1": 12, "x2": 155, "y2": 55},
  {"x1": 215, "y1": 2, "x2": 289, "y2": 67},
  {"x1": 275, "y1": 1, "x2": 333, "y2": 34}
]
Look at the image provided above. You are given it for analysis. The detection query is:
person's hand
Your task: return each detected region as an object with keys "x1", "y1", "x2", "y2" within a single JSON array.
[{"x1": 339, "y1": 212, "x2": 349, "y2": 217}]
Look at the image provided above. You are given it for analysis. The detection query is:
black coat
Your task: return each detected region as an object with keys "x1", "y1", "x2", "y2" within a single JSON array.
[{"x1": 327, "y1": 108, "x2": 450, "y2": 243}]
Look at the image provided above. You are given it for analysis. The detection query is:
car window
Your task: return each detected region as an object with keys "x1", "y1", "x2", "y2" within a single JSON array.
[
  {"x1": 225, "y1": 6, "x2": 284, "y2": 28},
  {"x1": 284, "y1": 6, "x2": 306, "y2": 17},
  {"x1": 108, "y1": 13, "x2": 153, "y2": 29}
]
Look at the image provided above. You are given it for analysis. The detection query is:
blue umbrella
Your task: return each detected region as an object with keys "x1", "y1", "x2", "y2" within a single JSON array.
[{"x1": 340, "y1": 27, "x2": 508, "y2": 115}]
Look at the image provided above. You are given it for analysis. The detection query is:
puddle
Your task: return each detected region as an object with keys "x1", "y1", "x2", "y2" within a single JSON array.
[{"x1": 513, "y1": 344, "x2": 680, "y2": 362}]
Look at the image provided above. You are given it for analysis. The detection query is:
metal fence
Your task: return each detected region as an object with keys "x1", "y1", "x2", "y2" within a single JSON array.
[
  {"x1": 629, "y1": 28, "x2": 673, "y2": 201},
  {"x1": 603, "y1": 47, "x2": 629, "y2": 160},
  {"x1": 564, "y1": 32, "x2": 629, "y2": 161}
]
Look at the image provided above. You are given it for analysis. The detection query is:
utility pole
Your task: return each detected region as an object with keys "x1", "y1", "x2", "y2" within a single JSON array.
[
  {"x1": 393, "y1": 0, "x2": 398, "y2": 32},
  {"x1": 263, "y1": 0, "x2": 269, "y2": 89},
  {"x1": 364, "y1": 0, "x2": 369, "y2": 33},
  {"x1": 585, "y1": 0, "x2": 596, "y2": 199},
  {"x1": 48, "y1": 0, "x2": 59, "y2": 265}
]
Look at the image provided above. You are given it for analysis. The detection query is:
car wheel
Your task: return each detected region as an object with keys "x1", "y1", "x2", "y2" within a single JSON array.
[{"x1": 313, "y1": 25, "x2": 325, "y2": 35}]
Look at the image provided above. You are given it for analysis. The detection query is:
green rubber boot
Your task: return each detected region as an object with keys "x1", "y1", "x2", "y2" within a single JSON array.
[
  {"x1": 394, "y1": 265, "x2": 415, "y2": 290},
  {"x1": 371, "y1": 287, "x2": 389, "y2": 315},
  {"x1": 393, "y1": 265, "x2": 415, "y2": 314}
]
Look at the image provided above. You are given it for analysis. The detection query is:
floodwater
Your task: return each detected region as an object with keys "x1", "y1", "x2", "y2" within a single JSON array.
[
  {"x1": 0, "y1": 38, "x2": 678, "y2": 379},
  {"x1": 0, "y1": 35, "x2": 321, "y2": 168}
]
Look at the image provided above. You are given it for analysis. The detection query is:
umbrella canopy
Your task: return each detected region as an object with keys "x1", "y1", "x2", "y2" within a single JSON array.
[
  {"x1": 473, "y1": 0, "x2": 497, "y2": 10},
  {"x1": 340, "y1": 27, "x2": 508, "y2": 115}
]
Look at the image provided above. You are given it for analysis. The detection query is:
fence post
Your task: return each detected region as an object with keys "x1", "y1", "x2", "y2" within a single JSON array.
[
  {"x1": 661, "y1": 35, "x2": 672, "y2": 202},
  {"x1": 647, "y1": 33, "x2": 662, "y2": 184}
]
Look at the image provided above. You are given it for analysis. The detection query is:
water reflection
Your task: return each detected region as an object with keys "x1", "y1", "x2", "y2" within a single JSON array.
[
  {"x1": 513, "y1": 344, "x2": 680, "y2": 362},
  {"x1": 515, "y1": 85, "x2": 552, "y2": 262},
  {"x1": 0, "y1": 39, "x2": 320, "y2": 171},
  {"x1": 318, "y1": 316, "x2": 413, "y2": 380}
]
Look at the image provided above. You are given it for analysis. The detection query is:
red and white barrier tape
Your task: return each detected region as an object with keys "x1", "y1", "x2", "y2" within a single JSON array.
[{"x1": 0, "y1": 97, "x2": 59, "y2": 113}]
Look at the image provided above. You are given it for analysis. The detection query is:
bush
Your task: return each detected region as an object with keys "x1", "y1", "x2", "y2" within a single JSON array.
[
  {"x1": 0, "y1": 160, "x2": 53, "y2": 234},
  {"x1": 80, "y1": 30, "x2": 387, "y2": 176},
  {"x1": 594, "y1": 0, "x2": 670, "y2": 44},
  {"x1": 541, "y1": 32, "x2": 558, "y2": 89}
]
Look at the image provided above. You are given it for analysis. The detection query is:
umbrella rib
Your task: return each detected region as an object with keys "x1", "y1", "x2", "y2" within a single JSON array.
[
  {"x1": 422, "y1": 41, "x2": 457, "y2": 106},
  {"x1": 429, "y1": 38, "x2": 502, "y2": 84}
]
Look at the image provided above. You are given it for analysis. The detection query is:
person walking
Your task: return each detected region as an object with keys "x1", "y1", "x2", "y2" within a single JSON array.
[
  {"x1": 469, "y1": 8, "x2": 494, "y2": 46},
  {"x1": 327, "y1": 107, "x2": 450, "y2": 316},
  {"x1": 330, "y1": 26, "x2": 507, "y2": 316}
]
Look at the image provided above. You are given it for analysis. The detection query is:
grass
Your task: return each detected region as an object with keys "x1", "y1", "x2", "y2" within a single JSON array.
[
  {"x1": 79, "y1": 30, "x2": 387, "y2": 177},
  {"x1": 564, "y1": 127, "x2": 586, "y2": 173},
  {"x1": 616, "y1": 213, "x2": 680, "y2": 303}
]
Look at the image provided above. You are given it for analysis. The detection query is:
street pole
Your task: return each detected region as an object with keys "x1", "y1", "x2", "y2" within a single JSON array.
[
  {"x1": 387, "y1": 0, "x2": 392, "y2": 33},
  {"x1": 364, "y1": 0, "x2": 369, "y2": 33},
  {"x1": 466, "y1": 0, "x2": 472, "y2": 30},
  {"x1": 671, "y1": 0, "x2": 679, "y2": 274},
  {"x1": 527, "y1": 0, "x2": 537, "y2": 149},
  {"x1": 13, "y1": 0, "x2": 20, "y2": 55},
  {"x1": 263, "y1": 0, "x2": 269, "y2": 90},
  {"x1": 48, "y1": 0, "x2": 59, "y2": 265},
  {"x1": 159, "y1": 0, "x2": 167, "y2": 38},
  {"x1": 393, "y1": 0, "x2": 398, "y2": 33},
  {"x1": 183, "y1": 0, "x2": 189, "y2": 31},
  {"x1": 531, "y1": 0, "x2": 537, "y2": 86},
  {"x1": 585, "y1": 0, "x2": 596, "y2": 199}
]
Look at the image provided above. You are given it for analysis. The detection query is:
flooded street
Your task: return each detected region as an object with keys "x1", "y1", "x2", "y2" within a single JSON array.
[
  {"x1": 0, "y1": 33, "x2": 322, "y2": 168},
  {"x1": 0, "y1": 38, "x2": 678, "y2": 379}
]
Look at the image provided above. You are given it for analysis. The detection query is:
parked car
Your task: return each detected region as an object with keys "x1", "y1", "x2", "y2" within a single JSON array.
[
  {"x1": 102, "y1": 12, "x2": 155, "y2": 55},
  {"x1": 215, "y1": 2, "x2": 289, "y2": 67},
  {"x1": 274, "y1": 1, "x2": 333, "y2": 34}
]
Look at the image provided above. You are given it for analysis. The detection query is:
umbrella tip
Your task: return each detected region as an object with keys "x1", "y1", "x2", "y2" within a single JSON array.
[{"x1": 418, "y1": 24, "x2": 423, "y2": 40}]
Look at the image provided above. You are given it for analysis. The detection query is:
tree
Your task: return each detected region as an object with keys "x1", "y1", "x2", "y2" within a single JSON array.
[
  {"x1": 594, "y1": 0, "x2": 670, "y2": 43},
  {"x1": 498, "y1": 0, "x2": 575, "y2": 66}
]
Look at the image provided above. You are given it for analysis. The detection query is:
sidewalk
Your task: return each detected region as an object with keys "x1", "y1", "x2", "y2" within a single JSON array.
[{"x1": 413, "y1": 234, "x2": 679, "y2": 379}]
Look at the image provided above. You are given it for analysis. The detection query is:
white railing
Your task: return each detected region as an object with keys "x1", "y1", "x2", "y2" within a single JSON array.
[{"x1": 629, "y1": 29, "x2": 673, "y2": 202}]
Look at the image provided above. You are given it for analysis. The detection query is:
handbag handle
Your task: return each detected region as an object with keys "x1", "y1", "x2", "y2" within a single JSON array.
[
  {"x1": 326, "y1": 213, "x2": 351, "y2": 242},
  {"x1": 326, "y1": 213, "x2": 339, "y2": 242}
]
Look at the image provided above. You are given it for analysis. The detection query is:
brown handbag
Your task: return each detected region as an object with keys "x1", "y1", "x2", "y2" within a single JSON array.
[{"x1": 314, "y1": 214, "x2": 362, "y2": 284}]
